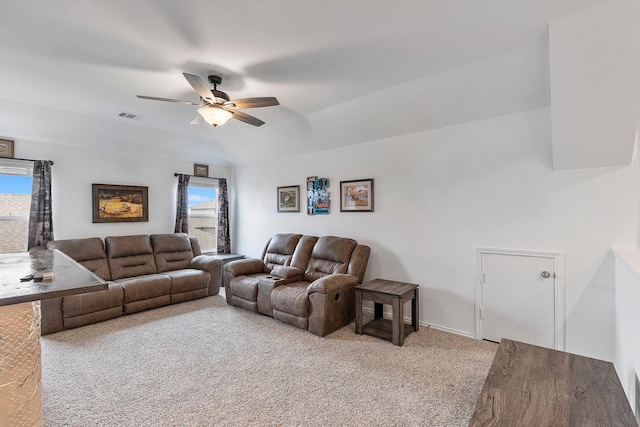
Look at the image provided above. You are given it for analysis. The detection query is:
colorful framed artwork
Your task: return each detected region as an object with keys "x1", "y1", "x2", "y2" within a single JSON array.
[
  {"x1": 92, "y1": 184, "x2": 149, "y2": 223},
  {"x1": 194, "y1": 163, "x2": 209, "y2": 177},
  {"x1": 0, "y1": 138, "x2": 15, "y2": 158},
  {"x1": 277, "y1": 185, "x2": 300, "y2": 212},
  {"x1": 340, "y1": 178, "x2": 374, "y2": 212},
  {"x1": 307, "y1": 176, "x2": 330, "y2": 215}
]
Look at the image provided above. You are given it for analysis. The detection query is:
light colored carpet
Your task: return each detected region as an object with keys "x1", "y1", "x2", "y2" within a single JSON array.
[{"x1": 41, "y1": 295, "x2": 497, "y2": 426}]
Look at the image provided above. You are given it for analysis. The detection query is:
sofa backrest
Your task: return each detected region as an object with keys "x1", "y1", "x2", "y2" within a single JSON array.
[
  {"x1": 261, "y1": 233, "x2": 302, "y2": 271},
  {"x1": 347, "y1": 244, "x2": 371, "y2": 283},
  {"x1": 189, "y1": 237, "x2": 202, "y2": 256},
  {"x1": 151, "y1": 233, "x2": 194, "y2": 273},
  {"x1": 303, "y1": 236, "x2": 357, "y2": 282},
  {"x1": 290, "y1": 235, "x2": 318, "y2": 271},
  {"x1": 47, "y1": 237, "x2": 112, "y2": 281},
  {"x1": 105, "y1": 234, "x2": 157, "y2": 280}
]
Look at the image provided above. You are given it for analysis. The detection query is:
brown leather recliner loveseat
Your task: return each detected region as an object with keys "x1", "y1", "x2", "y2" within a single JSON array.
[
  {"x1": 41, "y1": 233, "x2": 222, "y2": 335},
  {"x1": 223, "y1": 233, "x2": 370, "y2": 337}
]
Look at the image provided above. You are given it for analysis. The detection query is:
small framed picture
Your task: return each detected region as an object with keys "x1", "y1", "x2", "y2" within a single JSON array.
[
  {"x1": 277, "y1": 185, "x2": 300, "y2": 213},
  {"x1": 0, "y1": 138, "x2": 15, "y2": 158},
  {"x1": 340, "y1": 178, "x2": 374, "y2": 212},
  {"x1": 194, "y1": 163, "x2": 209, "y2": 177}
]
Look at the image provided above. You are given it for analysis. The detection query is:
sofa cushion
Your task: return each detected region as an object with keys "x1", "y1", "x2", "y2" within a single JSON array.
[
  {"x1": 151, "y1": 233, "x2": 194, "y2": 273},
  {"x1": 304, "y1": 236, "x2": 356, "y2": 282},
  {"x1": 230, "y1": 275, "x2": 263, "y2": 301},
  {"x1": 271, "y1": 282, "x2": 310, "y2": 318},
  {"x1": 116, "y1": 274, "x2": 171, "y2": 304},
  {"x1": 48, "y1": 237, "x2": 111, "y2": 281},
  {"x1": 163, "y1": 269, "x2": 208, "y2": 294},
  {"x1": 106, "y1": 235, "x2": 157, "y2": 280},
  {"x1": 62, "y1": 283, "x2": 123, "y2": 318}
]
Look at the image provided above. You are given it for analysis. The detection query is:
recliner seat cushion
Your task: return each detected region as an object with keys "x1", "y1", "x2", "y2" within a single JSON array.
[
  {"x1": 62, "y1": 282, "x2": 123, "y2": 318},
  {"x1": 116, "y1": 274, "x2": 171, "y2": 303},
  {"x1": 271, "y1": 282, "x2": 310, "y2": 318},
  {"x1": 164, "y1": 269, "x2": 208, "y2": 294}
]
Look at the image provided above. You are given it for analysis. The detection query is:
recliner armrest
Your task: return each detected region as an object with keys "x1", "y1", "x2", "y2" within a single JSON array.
[
  {"x1": 190, "y1": 255, "x2": 223, "y2": 296},
  {"x1": 224, "y1": 258, "x2": 267, "y2": 277},
  {"x1": 270, "y1": 266, "x2": 304, "y2": 280},
  {"x1": 306, "y1": 274, "x2": 358, "y2": 295}
]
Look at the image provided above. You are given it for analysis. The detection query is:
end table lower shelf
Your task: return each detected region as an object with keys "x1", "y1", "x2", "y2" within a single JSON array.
[{"x1": 361, "y1": 317, "x2": 415, "y2": 343}]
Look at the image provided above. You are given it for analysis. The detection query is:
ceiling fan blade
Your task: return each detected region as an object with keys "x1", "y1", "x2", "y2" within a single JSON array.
[
  {"x1": 225, "y1": 97, "x2": 280, "y2": 109},
  {"x1": 190, "y1": 114, "x2": 204, "y2": 125},
  {"x1": 137, "y1": 95, "x2": 204, "y2": 106},
  {"x1": 183, "y1": 73, "x2": 215, "y2": 102},
  {"x1": 230, "y1": 109, "x2": 265, "y2": 127}
]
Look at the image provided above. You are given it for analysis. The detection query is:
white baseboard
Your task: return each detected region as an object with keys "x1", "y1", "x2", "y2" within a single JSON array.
[{"x1": 361, "y1": 307, "x2": 477, "y2": 340}]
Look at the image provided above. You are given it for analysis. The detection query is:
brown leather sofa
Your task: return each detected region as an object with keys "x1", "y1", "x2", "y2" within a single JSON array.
[
  {"x1": 41, "y1": 233, "x2": 222, "y2": 335},
  {"x1": 224, "y1": 233, "x2": 370, "y2": 336}
]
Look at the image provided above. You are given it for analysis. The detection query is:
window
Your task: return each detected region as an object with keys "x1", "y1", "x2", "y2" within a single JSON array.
[
  {"x1": 0, "y1": 159, "x2": 33, "y2": 254},
  {"x1": 187, "y1": 177, "x2": 218, "y2": 253}
]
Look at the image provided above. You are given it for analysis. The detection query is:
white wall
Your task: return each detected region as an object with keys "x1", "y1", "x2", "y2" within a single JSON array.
[
  {"x1": 234, "y1": 107, "x2": 638, "y2": 361},
  {"x1": 14, "y1": 140, "x2": 232, "y2": 240},
  {"x1": 613, "y1": 250, "x2": 640, "y2": 414}
]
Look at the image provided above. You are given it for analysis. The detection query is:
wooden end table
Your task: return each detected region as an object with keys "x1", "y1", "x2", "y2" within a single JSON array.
[{"x1": 355, "y1": 278, "x2": 419, "y2": 346}]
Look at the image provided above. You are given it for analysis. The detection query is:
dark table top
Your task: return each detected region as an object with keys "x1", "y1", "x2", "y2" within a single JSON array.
[
  {"x1": 469, "y1": 339, "x2": 636, "y2": 426},
  {"x1": 356, "y1": 278, "x2": 419, "y2": 296},
  {"x1": 0, "y1": 249, "x2": 107, "y2": 307}
]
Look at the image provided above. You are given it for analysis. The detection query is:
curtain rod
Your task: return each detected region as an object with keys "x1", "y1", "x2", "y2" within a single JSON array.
[
  {"x1": 5, "y1": 157, "x2": 54, "y2": 165},
  {"x1": 174, "y1": 173, "x2": 222, "y2": 180}
]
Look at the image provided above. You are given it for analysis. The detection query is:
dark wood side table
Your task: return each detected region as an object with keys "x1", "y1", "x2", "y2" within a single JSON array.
[{"x1": 355, "y1": 278, "x2": 419, "y2": 346}]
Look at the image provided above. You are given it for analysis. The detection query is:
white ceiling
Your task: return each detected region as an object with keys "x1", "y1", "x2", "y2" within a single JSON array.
[{"x1": 0, "y1": 0, "x2": 608, "y2": 166}]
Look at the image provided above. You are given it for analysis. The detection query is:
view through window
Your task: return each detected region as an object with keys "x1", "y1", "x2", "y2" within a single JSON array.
[
  {"x1": 188, "y1": 177, "x2": 217, "y2": 253},
  {"x1": 0, "y1": 159, "x2": 33, "y2": 253}
]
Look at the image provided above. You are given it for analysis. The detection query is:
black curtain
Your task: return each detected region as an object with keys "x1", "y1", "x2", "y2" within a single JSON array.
[
  {"x1": 174, "y1": 174, "x2": 190, "y2": 233},
  {"x1": 217, "y1": 178, "x2": 231, "y2": 253},
  {"x1": 28, "y1": 160, "x2": 54, "y2": 250}
]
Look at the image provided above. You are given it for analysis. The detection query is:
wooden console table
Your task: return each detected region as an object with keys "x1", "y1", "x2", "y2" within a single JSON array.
[
  {"x1": 0, "y1": 249, "x2": 107, "y2": 426},
  {"x1": 355, "y1": 278, "x2": 419, "y2": 346},
  {"x1": 469, "y1": 339, "x2": 636, "y2": 426}
]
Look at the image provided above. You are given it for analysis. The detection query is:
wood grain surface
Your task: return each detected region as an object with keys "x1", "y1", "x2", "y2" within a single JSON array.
[{"x1": 469, "y1": 339, "x2": 636, "y2": 426}]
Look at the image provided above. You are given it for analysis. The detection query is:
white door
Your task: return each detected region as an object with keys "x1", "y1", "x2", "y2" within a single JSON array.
[{"x1": 478, "y1": 249, "x2": 563, "y2": 350}]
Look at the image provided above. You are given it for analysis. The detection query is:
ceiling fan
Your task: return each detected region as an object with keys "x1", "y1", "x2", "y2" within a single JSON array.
[{"x1": 137, "y1": 73, "x2": 279, "y2": 127}]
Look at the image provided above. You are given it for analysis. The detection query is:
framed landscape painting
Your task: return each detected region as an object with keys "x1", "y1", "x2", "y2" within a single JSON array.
[
  {"x1": 277, "y1": 185, "x2": 300, "y2": 212},
  {"x1": 340, "y1": 178, "x2": 374, "y2": 212},
  {"x1": 92, "y1": 184, "x2": 149, "y2": 223}
]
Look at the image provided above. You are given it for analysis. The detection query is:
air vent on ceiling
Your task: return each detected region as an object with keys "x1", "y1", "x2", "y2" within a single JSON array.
[{"x1": 117, "y1": 111, "x2": 144, "y2": 120}]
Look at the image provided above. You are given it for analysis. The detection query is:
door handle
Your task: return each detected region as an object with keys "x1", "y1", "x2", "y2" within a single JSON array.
[{"x1": 541, "y1": 271, "x2": 551, "y2": 279}]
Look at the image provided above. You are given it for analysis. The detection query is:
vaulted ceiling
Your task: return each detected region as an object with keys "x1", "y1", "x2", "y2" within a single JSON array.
[{"x1": 0, "y1": 0, "x2": 609, "y2": 166}]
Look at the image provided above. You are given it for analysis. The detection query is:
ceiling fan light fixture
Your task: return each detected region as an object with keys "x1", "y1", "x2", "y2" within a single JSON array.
[{"x1": 198, "y1": 107, "x2": 232, "y2": 127}]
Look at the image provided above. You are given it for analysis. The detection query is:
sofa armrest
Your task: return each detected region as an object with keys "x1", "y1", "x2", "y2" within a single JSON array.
[
  {"x1": 306, "y1": 274, "x2": 358, "y2": 295},
  {"x1": 270, "y1": 266, "x2": 304, "y2": 280},
  {"x1": 224, "y1": 258, "x2": 267, "y2": 277},
  {"x1": 191, "y1": 255, "x2": 223, "y2": 296}
]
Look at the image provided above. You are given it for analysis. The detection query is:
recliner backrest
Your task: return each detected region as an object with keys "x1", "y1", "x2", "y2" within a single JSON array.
[
  {"x1": 47, "y1": 237, "x2": 111, "y2": 281},
  {"x1": 290, "y1": 235, "x2": 318, "y2": 271},
  {"x1": 151, "y1": 233, "x2": 194, "y2": 273},
  {"x1": 262, "y1": 233, "x2": 302, "y2": 271},
  {"x1": 105, "y1": 234, "x2": 157, "y2": 280},
  {"x1": 347, "y1": 244, "x2": 371, "y2": 283},
  {"x1": 303, "y1": 236, "x2": 357, "y2": 282}
]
